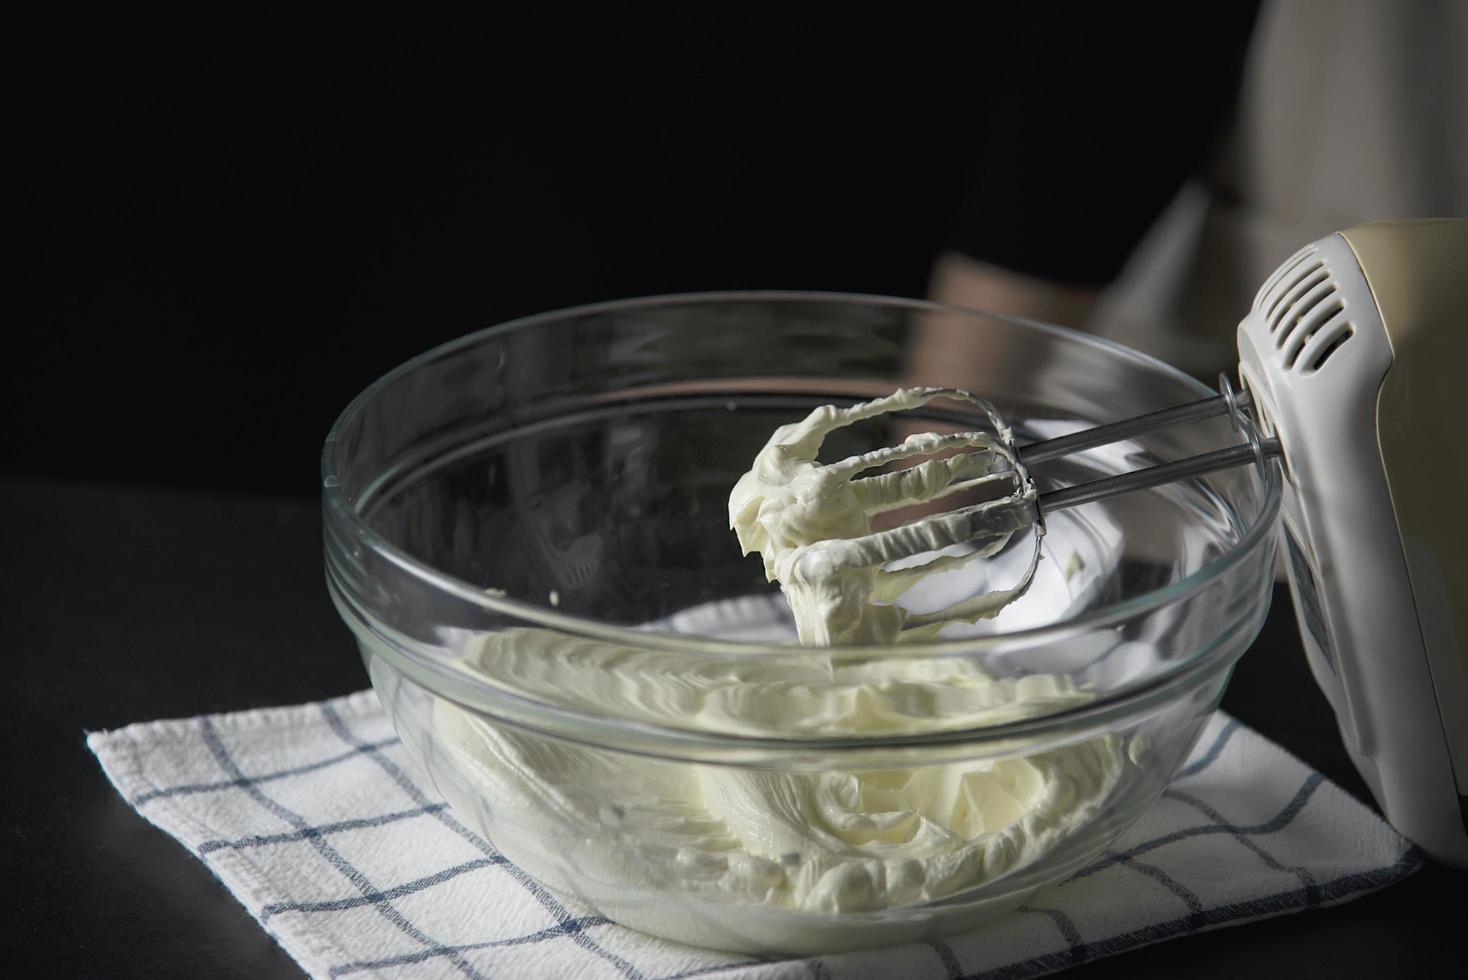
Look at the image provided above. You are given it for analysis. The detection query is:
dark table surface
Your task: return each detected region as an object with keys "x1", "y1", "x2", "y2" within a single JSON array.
[{"x1": 3, "y1": 479, "x2": 1464, "y2": 977}]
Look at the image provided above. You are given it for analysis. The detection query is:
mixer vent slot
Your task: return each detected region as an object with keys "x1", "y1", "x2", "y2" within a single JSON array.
[
  {"x1": 1254, "y1": 243, "x2": 1319, "y2": 314},
  {"x1": 1267, "y1": 264, "x2": 1329, "y2": 332},
  {"x1": 1255, "y1": 244, "x2": 1353, "y2": 375},
  {"x1": 1299, "y1": 320, "x2": 1355, "y2": 373}
]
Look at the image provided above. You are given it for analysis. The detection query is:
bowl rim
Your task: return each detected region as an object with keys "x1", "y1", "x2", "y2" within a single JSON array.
[{"x1": 322, "y1": 290, "x2": 1282, "y2": 663}]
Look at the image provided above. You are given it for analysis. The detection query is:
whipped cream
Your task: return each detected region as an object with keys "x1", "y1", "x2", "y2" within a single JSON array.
[
  {"x1": 434, "y1": 610, "x2": 1121, "y2": 919},
  {"x1": 450, "y1": 624, "x2": 1093, "y2": 738},
  {"x1": 430, "y1": 388, "x2": 1120, "y2": 941}
]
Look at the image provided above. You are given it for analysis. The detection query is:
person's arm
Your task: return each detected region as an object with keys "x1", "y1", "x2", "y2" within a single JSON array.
[
  {"x1": 929, "y1": 251, "x2": 1099, "y2": 329},
  {"x1": 910, "y1": 253, "x2": 1101, "y2": 392}
]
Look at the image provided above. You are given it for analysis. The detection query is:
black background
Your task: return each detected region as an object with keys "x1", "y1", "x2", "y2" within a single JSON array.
[
  {"x1": 6, "y1": 4, "x2": 981, "y2": 495},
  {"x1": 4, "y1": 3, "x2": 1258, "y2": 496}
]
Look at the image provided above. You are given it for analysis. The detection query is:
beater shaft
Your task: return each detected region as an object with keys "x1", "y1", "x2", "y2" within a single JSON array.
[
  {"x1": 1039, "y1": 437, "x2": 1283, "y2": 513},
  {"x1": 1020, "y1": 388, "x2": 1254, "y2": 464}
]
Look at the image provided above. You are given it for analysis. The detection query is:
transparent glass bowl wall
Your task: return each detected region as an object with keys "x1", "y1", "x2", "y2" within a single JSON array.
[{"x1": 323, "y1": 294, "x2": 1280, "y2": 954}]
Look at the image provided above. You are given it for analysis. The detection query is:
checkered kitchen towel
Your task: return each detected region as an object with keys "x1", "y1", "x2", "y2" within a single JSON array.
[{"x1": 89, "y1": 691, "x2": 1419, "y2": 980}]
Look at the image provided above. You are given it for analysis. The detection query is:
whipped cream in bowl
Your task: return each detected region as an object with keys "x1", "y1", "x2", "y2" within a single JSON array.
[{"x1": 324, "y1": 294, "x2": 1281, "y2": 954}]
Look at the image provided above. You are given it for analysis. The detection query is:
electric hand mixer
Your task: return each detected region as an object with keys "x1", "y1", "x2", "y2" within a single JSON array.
[{"x1": 749, "y1": 220, "x2": 1468, "y2": 865}]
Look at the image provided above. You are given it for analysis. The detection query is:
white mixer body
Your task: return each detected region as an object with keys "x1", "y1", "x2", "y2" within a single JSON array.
[{"x1": 1237, "y1": 220, "x2": 1468, "y2": 866}]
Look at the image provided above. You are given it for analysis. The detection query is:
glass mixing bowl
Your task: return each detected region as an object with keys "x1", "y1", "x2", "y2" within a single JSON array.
[{"x1": 322, "y1": 293, "x2": 1280, "y2": 955}]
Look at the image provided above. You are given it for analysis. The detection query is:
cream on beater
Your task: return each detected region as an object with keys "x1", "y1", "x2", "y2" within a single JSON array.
[{"x1": 729, "y1": 387, "x2": 1039, "y2": 645}]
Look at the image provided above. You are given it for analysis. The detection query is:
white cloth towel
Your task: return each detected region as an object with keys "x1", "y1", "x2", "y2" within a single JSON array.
[{"x1": 89, "y1": 690, "x2": 1419, "y2": 980}]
